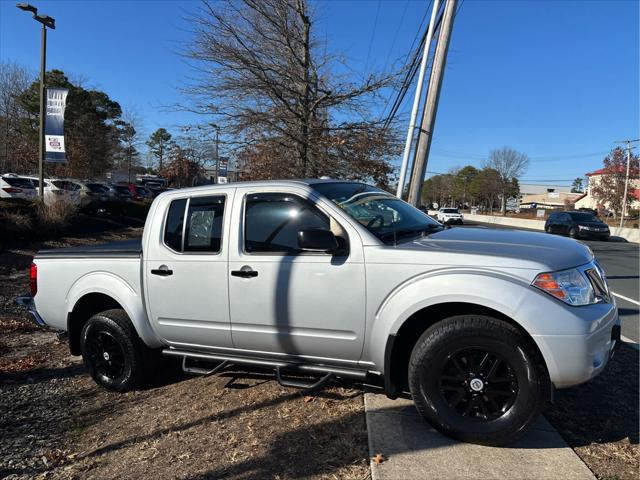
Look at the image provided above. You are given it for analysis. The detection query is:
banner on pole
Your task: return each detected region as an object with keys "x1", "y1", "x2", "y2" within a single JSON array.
[
  {"x1": 45, "y1": 88, "x2": 69, "y2": 163},
  {"x1": 217, "y1": 157, "x2": 229, "y2": 184}
]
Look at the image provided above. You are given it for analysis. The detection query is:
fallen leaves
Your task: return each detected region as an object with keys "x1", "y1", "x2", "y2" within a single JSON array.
[
  {"x1": 303, "y1": 396, "x2": 314, "y2": 403},
  {"x1": 372, "y1": 453, "x2": 387, "y2": 464}
]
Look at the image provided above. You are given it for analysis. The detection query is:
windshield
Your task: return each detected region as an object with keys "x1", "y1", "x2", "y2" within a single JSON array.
[
  {"x1": 311, "y1": 182, "x2": 443, "y2": 245},
  {"x1": 568, "y1": 212, "x2": 599, "y2": 222},
  {"x1": 441, "y1": 208, "x2": 459, "y2": 213}
]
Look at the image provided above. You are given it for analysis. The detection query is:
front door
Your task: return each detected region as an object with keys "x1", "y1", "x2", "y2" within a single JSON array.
[
  {"x1": 228, "y1": 188, "x2": 366, "y2": 363},
  {"x1": 144, "y1": 192, "x2": 233, "y2": 350}
]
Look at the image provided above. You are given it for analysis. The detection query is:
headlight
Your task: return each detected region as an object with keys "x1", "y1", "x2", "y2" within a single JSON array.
[{"x1": 532, "y1": 268, "x2": 598, "y2": 306}]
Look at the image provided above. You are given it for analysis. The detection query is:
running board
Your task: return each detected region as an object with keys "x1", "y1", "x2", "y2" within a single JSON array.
[
  {"x1": 163, "y1": 348, "x2": 368, "y2": 380},
  {"x1": 182, "y1": 357, "x2": 230, "y2": 376},
  {"x1": 276, "y1": 366, "x2": 333, "y2": 391}
]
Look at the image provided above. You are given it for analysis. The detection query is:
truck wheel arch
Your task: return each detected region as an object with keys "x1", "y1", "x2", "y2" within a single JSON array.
[
  {"x1": 383, "y1": 302, "x2": 550, "y2": 400},
  {"x1": 67, "y1": 285, "x2": 163, "y2": 355}
]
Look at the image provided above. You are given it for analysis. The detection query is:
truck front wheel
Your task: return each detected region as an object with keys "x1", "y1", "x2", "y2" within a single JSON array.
[
  {"x1": 80, "y1": 309, "x2": 151, "y2": 391},
  {"x1": 408, "y1": 315, "x2": 548, "y2": 446}
]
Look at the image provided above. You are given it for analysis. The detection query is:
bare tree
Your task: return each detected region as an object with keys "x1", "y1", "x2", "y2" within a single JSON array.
[
  {"x1": 484, "y1": 147, "x2": 529, "y2": 214},
  {"x1": 0, "y1": 62, "x2": 33, "y2": 173},
  {"x1": 182, "y1": 0, "x2": 398, "y2": 184}
]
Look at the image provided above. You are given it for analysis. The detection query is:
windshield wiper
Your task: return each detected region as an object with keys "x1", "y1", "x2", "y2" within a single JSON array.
[{"x1": 379, "y1": 224, "x2": 443, "y2": 246}]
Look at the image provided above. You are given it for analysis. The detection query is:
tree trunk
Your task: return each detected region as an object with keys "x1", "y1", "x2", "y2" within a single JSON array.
[{"x1": 296, "y1": 0, "x2": 312, "y2": 178}]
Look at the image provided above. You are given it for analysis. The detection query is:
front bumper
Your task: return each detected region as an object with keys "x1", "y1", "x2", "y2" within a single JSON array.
[
  {"x1": 534, "y1": 305, "x2": 620, "y2": 389},
  {"x1": 15, "y1": 295, "x2": 46, "y2": 326},
  {"x1": 578, "y1": 229, "x2": 610, "y2": 239}
]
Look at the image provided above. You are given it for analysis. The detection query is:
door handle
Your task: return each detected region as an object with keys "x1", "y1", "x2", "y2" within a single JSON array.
[
  {"x1": 151, "y1": 265, "x2": 173, "y2": 276},
  {"x1": 231, "y1": 266, "x2": 258, "y2": 278}
]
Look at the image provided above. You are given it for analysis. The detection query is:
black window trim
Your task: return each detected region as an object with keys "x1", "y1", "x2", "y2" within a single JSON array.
[
  {"x1": 161, "y1": 193, "x2": 227, "y2": 256},
  {"x1": 240, "y1": 190, "x2": 348, "y2": 257}
]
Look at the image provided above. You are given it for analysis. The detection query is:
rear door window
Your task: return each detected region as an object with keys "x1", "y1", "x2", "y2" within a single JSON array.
[
  {"x1": 184, "y1": 196, "x2": 226, "y2": 253},
  {"x1": 164, "y1": 199, "x2": 187, "y2": 252},
  {"x1": 163, "y1": 196, "x2": 226, "y2": 253}
]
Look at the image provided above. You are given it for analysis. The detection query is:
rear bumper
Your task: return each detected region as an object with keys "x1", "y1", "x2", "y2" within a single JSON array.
[
  {"x1": 15, "y1": 295, "x2": 46, "y2": 326},
  {"x1": 534, "y1": 305, "x2": 620, "y2": 389}
]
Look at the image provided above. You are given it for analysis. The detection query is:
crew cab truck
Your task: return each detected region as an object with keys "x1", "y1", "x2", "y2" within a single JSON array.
[{"x1": 18, "y1": 179, "x2": 620, "y2": 446}]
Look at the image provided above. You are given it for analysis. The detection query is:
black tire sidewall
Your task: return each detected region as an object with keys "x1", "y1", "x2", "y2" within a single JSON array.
[
  {"x1": 80, "y1": 314, "x2": 139, "y2": 391},
  {"x1": 409, "y1": 316, "x2": 546, "y2": 445}
]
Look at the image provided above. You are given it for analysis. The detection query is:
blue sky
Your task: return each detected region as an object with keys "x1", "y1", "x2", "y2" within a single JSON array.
[{"x1": 1, "y1": 0, "x2": 638, "y2": 184}]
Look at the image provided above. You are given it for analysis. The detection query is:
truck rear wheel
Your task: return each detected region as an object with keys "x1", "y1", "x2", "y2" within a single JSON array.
[
  {"x1": 80, "y1": 309, "x2": 152, "y2": 391},
  {"x1": 408, "y1": 315, "x2": 548, "y2": 446}
]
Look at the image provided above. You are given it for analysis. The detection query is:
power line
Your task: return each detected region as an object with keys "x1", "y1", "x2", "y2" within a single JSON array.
[
  {"x1": 383, "y1": 0, "x2": 410, "y2": 68},
  {"x1": 364, "y1": 0, "x2": 382, "y2": 74},
  {"x1": 382, "y1": 2, "x2": 440, "y2": 129},
  {"x1": 379, "y1": 0, "x2": 433, "y2": 124}
]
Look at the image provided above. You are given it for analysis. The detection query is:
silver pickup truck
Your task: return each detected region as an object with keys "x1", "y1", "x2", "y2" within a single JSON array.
[{"x1": 18, "y1": 179, "x2": 620, "y2": 446}]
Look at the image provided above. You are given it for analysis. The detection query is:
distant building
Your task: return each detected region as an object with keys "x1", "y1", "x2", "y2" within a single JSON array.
[
  {"x1": 518, "y1": 184, "x2": 582, "y2": 210},
  {"x1": 574, "y1": 167, "x2": 640, "y2": 211}
]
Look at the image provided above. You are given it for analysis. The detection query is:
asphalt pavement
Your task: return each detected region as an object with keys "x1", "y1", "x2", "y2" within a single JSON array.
[{"x1": 462, "y1": 220, "x2": 640, "y2": 343}]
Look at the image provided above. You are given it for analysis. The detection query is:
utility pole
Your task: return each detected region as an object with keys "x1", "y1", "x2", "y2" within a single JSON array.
[
  {"x1": 616, "y1": 139, "x2": 639, "y2": 228},
  {"x1": 407, "y1": 0, "x2": 457, "y2": 207},
  {"x1": 396, "y1": 0, "x2": 440, "y2": 198}
]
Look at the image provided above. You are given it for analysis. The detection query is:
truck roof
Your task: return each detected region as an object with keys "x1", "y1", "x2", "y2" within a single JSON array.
[{"x1": 165, "y1": 178, "x2": 363, "y2": 196}]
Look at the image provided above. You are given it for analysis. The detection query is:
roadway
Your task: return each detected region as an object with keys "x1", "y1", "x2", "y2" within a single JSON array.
[{"x1": 460, "y1": 220, "x2": 639, "y2": 344}]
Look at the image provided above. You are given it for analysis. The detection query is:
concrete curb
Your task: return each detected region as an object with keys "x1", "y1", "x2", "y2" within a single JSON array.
[{"x1": 365, "y1": 393, "x2": 595, "y2": 480}]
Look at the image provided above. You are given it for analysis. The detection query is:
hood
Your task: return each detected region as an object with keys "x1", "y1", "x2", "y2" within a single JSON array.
[{"x1": 397, "y1": 226, "x2": 593, "y2": 271}]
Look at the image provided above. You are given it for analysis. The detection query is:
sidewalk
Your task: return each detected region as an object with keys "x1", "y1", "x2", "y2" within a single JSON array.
[{"x1": 365, "y1": 393, "x2": 595, "y2": 480}]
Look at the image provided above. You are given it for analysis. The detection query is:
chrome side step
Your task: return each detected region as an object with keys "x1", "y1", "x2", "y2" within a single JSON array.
[{"x1": 163, "y1": 348, "x2": 368, "y2": 380}]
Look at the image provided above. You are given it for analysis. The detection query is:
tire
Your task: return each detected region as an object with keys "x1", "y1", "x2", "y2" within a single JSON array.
[
  {"x1": 569, "y1": 227, "x2": 578, "y2": 238},
  {"x1": 408, "y1": 315, "x2": 549, "y2": 446},
  {"x1": 544, "y1": 226, "x2": 550, "y2": 233},
  {"x1": 80, "y1": 309, "x2": 154, "y2": 391}
]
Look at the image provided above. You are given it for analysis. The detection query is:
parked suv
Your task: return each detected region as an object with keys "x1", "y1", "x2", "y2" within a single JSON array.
[
  {"x1": 545, "y1": 211, "x2": 610, "y2": 240},
  {"x1": 437, "y1": 207, "x2": 464, "y2": 224},
  {"x1": 0, "y1": 174, "x2": 37, "y2": 201}
]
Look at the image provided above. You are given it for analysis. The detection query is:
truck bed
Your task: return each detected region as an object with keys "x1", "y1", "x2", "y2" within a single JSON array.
[{"x1": 36, "y1": 238, "x2": 142, "y2": 259}]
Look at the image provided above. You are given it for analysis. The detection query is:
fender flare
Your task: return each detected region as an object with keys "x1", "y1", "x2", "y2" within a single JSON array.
[
  {"x1": 367, "y1": 268, "x2": 546, "y2": 378},
  {"x1": 66, "y1": 271, "x2": 163, "y2": 349}
]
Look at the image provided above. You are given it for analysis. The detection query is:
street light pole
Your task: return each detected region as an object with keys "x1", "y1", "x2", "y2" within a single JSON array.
[
  {"x1": 16, "y1": 3, "x2": 56, "y2": 199},
  {"x1": 38, "y1": 23, "x2": 46, "y2": 198}
]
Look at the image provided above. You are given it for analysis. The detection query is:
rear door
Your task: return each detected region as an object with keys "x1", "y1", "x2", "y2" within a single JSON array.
[{"x1": 144, "y1": 190, "x2": 234, "y2": 350}]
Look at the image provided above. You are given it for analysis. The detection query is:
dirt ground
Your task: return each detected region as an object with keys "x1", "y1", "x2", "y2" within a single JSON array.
[
  {"x1": 0, "y1": 217, "x2": 637, "y2": 480},
  {"x1": 0, "y1": 220, "x2": 370, "y2": 480}
]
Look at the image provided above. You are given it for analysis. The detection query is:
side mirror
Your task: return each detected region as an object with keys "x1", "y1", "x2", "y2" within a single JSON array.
[{"x1": 297, "y1": 228, "x2": 339, "y2": 253}]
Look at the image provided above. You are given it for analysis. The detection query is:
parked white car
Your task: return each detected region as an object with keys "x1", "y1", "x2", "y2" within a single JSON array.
[
  {"x1": 27, "y1": 177, "x2": 81, "y2": 206},
  {"x1": 437, "y1": 207, "x2": 464, "y2": 224},
  {"x1": 0, "y1": 173, "x2": 38, "y2": 201}
]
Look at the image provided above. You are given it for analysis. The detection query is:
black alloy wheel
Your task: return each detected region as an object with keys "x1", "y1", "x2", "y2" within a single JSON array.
[
  {"x1": 80, "y1": 309, "x2": 155, "y2": 391},
  {"x1": 408, "y1": 315, "x2": 549, "y2": 446},
  {"x1": 85, "y1": 330, "x2": 126, "y2": 383},
  {"x1": 439, "y1": 348, "x2": 518, "y2": 421}
]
